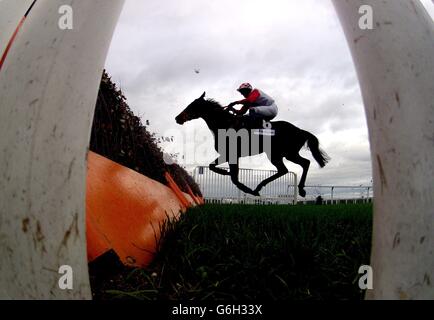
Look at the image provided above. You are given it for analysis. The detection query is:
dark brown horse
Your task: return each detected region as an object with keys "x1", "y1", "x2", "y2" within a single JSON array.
[{"x1": 175, "y1": 92, "x2": 329, "y2": 197}]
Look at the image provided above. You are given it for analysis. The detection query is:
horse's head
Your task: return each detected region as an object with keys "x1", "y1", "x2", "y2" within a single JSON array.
[{"x1": 175, "y1": 92, "x2": 207, "y2": 125}]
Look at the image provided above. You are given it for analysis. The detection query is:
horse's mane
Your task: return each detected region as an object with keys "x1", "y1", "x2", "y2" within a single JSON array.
[
  {"x1": 203, "y1": 98, "x2": 234, "y2": 119},
  {"x1": 205, "y1": 98, "x2": 224, "y2": 109}
]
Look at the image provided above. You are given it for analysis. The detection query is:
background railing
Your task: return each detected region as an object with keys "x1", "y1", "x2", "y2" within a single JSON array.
[
  {"x1": 299, "y1": 185, "x2": 373, "y2": 205},
  {"x1": 193, "y1": 166, "x2": 298, "y2": 205},
  {"x1": 193, "y1": 166, "x2": 373, "y2": 205}
]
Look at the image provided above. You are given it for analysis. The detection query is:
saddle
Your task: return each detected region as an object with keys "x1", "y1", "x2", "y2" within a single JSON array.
[
  {"x1": 231, "y1": 116, "x2": 271, "y2": 131},
  {"x1": 225, "y1": 108, "x2": 275, "y2": 135}
]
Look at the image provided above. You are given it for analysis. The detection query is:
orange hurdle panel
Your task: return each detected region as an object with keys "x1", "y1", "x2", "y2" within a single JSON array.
[{"x1": 86, "y1": 151, "x2": 186, "y2": 267}]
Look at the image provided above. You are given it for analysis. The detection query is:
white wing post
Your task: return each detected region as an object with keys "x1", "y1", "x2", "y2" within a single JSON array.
[
  {"x1": 0, "y1": 0, "x2": 124, "y2": 299},
  {"x1": 332, "y1": 0, "x2": 434, "y2": 299}
]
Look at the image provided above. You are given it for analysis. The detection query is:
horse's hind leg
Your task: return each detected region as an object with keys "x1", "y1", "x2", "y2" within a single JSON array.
[
  {"x1": 209, "y1": 156, "x2": 230, "y2": 176},
  {"x1": 287, "y1": 154, "x2": 310, "y2": 197},
  {"x1": 229, "y1": 163, "x2": 256, "y2": 196},
  {"x1": 254, "y1": 156, "x2": 288, "y2": 195}
]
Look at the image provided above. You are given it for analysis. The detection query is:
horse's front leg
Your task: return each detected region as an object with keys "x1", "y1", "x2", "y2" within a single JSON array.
[
  {"x1": 254, "y1": 157, "x2": 288, "y2": 195},
  {"x1": 209, "y1": 156, "x2": 230, "y2": 176},
  {"x1": 229, "y1": 163, "x2": 257, "y2": 196}
]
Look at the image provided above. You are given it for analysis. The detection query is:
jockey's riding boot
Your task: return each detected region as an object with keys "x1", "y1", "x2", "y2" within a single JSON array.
[
  {"x1": 242, "y1": 116, "x2": 252, "y2": 129},
  {"x1": 228, "y1": 116, "x2": 242, "y2": 130},
  {"x1": 250, "y1": 117, "x2": 263, "y2": 129}
]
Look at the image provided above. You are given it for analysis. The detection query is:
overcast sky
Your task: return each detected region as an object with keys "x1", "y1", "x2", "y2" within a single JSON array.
[{"x1": 105, "y1": 0, "x2": 434, "y2": 189}]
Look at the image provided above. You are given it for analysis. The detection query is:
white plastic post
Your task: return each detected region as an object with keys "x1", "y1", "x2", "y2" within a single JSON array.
[
  {"x1": 332, "y1": 0, "x2": 434, "y2": 299},
  {"x1": 0, "y1": 0, "x2": 35, "y2": 56},
  {"x1": 0, "y1": 0, "x2": 124, "y2": 299}
]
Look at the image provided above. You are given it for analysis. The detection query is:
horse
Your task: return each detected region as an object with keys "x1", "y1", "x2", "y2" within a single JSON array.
[{"x1": 175, "y1": 92, "x2": 330, "y2": 197}]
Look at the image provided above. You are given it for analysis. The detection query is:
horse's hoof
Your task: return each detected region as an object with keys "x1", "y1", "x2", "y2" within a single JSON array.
[
  {"x1": 252, "y1": 190, "x2": 261, "y2": 197},
  {"x1": 298, "y1": 189, "x2": 306, "y2": 197},
  {"x1": 247, "y1": 189, "x2": 260, "y2": 197}
]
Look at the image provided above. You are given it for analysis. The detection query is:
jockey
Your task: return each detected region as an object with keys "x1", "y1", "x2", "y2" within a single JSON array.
[{"x1": 226, "y1": 83, "x2": 278, "y2": 126}]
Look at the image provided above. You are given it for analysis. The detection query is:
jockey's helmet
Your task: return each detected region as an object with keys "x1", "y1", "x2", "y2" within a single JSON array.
[{"x1": 237, "y1": 83, "x2": 253, "y2": 92}]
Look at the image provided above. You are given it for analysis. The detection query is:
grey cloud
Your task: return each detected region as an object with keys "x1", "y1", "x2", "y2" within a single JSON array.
[{"x1": 104, "y1": 0, "x2": 391, "y2": 187}]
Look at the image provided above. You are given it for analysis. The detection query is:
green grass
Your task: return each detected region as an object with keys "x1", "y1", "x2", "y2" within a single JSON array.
[{"x1": 91, "y1": 203, "x2": 373, "y2": 300}]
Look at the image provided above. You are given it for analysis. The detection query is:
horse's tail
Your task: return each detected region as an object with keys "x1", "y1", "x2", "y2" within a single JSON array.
[{"x1": 306, "y1": 132, "x2": 330, "y2": 168}]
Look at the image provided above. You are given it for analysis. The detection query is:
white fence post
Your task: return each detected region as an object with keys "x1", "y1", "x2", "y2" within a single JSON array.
[
  {"x1": 332, "y1": 0, "x2": 434, "y2": 299},
  {"x1": 0, "y1": 0, "x2": 124, "y2": 299},
  {"x1": 0, "y1": 0, "x2": 35, "y2": 58}
]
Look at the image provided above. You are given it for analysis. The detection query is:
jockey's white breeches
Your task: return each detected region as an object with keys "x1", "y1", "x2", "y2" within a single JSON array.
[{"x1": 249, "y1": 103, "x2": 278, "y2": 120}]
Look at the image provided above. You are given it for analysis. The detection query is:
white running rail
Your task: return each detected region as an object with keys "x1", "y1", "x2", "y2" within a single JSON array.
[{"x1": 193, "y1": 166, "x2": 298, "y2": 205}]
